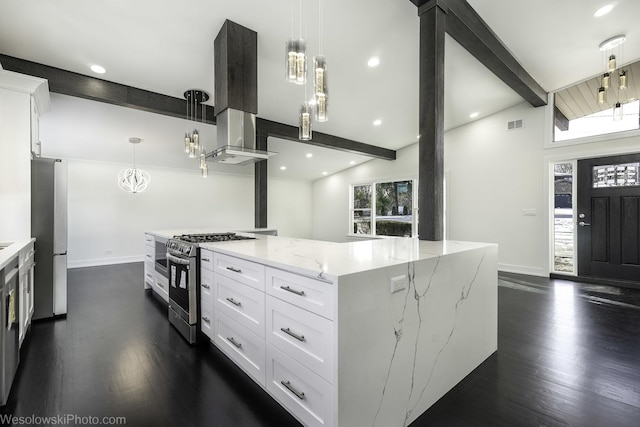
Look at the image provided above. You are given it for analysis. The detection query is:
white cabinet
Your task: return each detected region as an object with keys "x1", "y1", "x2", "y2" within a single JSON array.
[
  {"x1": 18, "y1": 240, "x2": 35, "y2": 347},
  {"x1": 200, "y1": 249, "x2": 215, "y2": 340},
  {"x1": 0, "y1": 70, "x2": 49, "y2": 240},
  {"x1": 143, "y1": 233, "x2": 168, "y2": 302},
  {"x1": 203, "y1": 249, "x2": 336, "y2": 427}
]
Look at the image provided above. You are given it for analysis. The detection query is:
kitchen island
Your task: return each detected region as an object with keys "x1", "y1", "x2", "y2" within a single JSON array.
[
  {"x1": 145, "y1": 230, "x2": 497, "y2": 427},
  {"x1": 146, "y1": 231, "x2": 497, "y2": 427}
]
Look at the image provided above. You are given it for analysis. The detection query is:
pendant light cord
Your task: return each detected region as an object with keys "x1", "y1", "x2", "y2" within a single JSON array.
[{"x1": 319, "y1": 0, "x2": 323, "y2": 54}]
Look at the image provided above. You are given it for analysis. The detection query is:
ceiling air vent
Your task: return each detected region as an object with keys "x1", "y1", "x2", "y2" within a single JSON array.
[{"x1": 507, "y1": 119, "x2": 524, "y2": 130}]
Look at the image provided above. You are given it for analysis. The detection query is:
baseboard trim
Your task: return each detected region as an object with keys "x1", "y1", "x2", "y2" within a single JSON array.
[
  {"x1": 68, "y1": 256, "x2": 144, "y2": 269},
  {"x1": 498, "y1": 263, "x2": 546, "y2": 277}
]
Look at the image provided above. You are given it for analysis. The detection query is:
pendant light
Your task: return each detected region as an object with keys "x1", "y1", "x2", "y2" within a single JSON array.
[
  {"x1": 596, "y1": 35, "x2": 627, "y2": 120},
  {"x1": 299, "y1": 101, "x2": 312, "y2": 140},
  {"x1": 118, "y1": 137, "x2": 150, "y2": 193},
  {"x1": 313, "y1": 0, "x2": 328, "y2": 122},
  {"x1": 183, "y1": 89, "x2": 209, "y2": 158},
  {"x1": 286, "y1": 0, "x2": 306, "y2": 85}
]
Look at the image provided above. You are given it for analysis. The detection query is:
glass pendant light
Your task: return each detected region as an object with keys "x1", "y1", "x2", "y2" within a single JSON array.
[
  {"x1": 285, "y1": 0, "x2": 306, "y2": 85},
  {"x1": 200, "y1": 148, "x2": 208, "y2": 178},
  {"x1": 598, "y1": 87, "x2": 606, "y2": 104},
  {"x1": 608, "y1": 55, "x2": 617, "y2": 72},
  {"x1": 182, "y1": 89, "x2": 208, "y2": 157},
  {"x1": 299, "y1": 102, "x2": 312, "y2": 140},
  {"x1": 619, "y1": 70, "x2": 627, "y2": 89},
  {"x1": 602, "y1": 73, "x2": 610, "y2": 89},
  {"x1": 314, "y1": 56, "x2": 328, "y2": 122},
  {"x1": 613, "y1": 102, "x2": 623, "y2": 121}
]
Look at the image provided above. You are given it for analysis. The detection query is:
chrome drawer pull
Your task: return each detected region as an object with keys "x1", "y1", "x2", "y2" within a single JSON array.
[
  {"x1": 201, "y1": 283, "x2": 210, "y2": 289},
  {"x1": 202, "y1": 257, "x2": 211, "y2": 262},
  {"x1": 202, "y1": 316, "x2": 210, "y2": 323},
  {"x1": 280, "y1": 285, "x2": 305, "y2": 296},
  {"x1": 281, "y1": 380, "x2": 305, "y2": 400},
  {"x1": 226, "y1": 336, "x2": 242, "y2": 348},
  {"x1": 226, "y1": 297, "x2": 242, "y2": 307},
  {"x1": 280, "y1": 327, "x2": 305, "y2": 342},
  {"x1": 226, "y1": 266, "x2": 242, "y2": 273}
]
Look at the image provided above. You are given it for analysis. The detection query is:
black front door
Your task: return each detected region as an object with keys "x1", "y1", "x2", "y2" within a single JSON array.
[{"x1": 577, "y1": 153, "x2": 640, "y2": 282}]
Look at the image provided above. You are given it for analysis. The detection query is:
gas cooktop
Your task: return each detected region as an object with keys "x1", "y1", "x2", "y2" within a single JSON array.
[{"x1": 173, "y1": 232, "x2": 256, "y2": 244}]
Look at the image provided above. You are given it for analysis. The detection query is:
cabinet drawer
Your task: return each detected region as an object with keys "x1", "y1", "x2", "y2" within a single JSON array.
[
  {"x1": 215, "y1": 274, "x2": 265, "y2": 338},
  {"x1": 214, "y1": 312, "x2": 266, "y2": 387},
  {"x1": 200, "y1": 249, "x2": 214, "y2": 271},
  {"x1": 144, "y1": 244, "x2": 154, "y2": 264},
  {"x1": 145, "y1": 233, "x2": 154, "y2": 245},
  {"x1": 153, "y1": 273, "x2": 169, "y2": 302},
  {"x1": 200, "y1": 268, "x2": 214, "y2": 306},
  {"x1": 266, "y1": 344, "x2": 333, "y2": 427},
  {"x1": 266, "y1": 296, "x2": 334, "y2": 382},
  {"x1": 144, "y1": 261, "x2": 155, "y2": 287},
  {"x1": 200, "y1": 302, "x2": 213, "y2": 340},
  {"x1": 214, "y1": 253, "x2": 265, "y2": 291},
  {"x1": 266, "y1": 268, "x2": 334, "y2": 320}
]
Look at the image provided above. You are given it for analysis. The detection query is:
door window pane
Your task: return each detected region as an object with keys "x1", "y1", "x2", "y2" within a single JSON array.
[{"x1": 592, "y1": 162, "x2": 639, "y2": 188}]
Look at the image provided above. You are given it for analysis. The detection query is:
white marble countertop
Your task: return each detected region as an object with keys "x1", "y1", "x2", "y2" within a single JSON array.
[
  {"x1": 146, "y1": 228, "x2": 277, "y2": 240},
  {"x1": 200, "y1": 235, "x2": 496, "y2": 281},
  {"x1": 0, "y1": 238, "x2": 35, "y2": 271}
]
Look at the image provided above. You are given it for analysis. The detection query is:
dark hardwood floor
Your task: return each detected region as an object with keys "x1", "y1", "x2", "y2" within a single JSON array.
[{"x1": 1, "y1": 264, "x2": 639, "y2": 426}]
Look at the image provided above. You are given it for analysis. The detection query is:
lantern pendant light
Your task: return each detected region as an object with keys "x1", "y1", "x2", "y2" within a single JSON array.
[
  {"x1": 313, "y1": 0, "x2": 328, "y2": 122},
  {"x1": 608, "y1": 55, "x2": 617, "y2": 72},
  {"x1": 602, "y1": 73, "x2": 610, "y2": 89},
  {"x1": 613, "y1": 102, "x2": 623, "y2": 121},
  {"x1": 182, "y1": 89, "x2": 209, "y2": 158},
  {"x1": 597, "y1": 87, "x2": 606, "y2": 104}
]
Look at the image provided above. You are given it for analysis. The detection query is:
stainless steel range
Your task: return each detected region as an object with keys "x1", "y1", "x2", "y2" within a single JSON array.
[{"x1": 166, "y1": 232, "x2": 255, "y2": 344}]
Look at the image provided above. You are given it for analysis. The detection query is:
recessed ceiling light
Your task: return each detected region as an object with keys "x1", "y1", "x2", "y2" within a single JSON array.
[
  {"x1": 594, "y1": 3, "x2": 615, "y2": 17},
  {"x1": 373, "y1": 119, "x2": 382, "y2": 126},
  {"x1": 90, "y1": 64, "x2": 106, "y2": 74},
  {"x1": 469, "y1": 112, "x2": 479, "y2": 118},
  {"x1": 349, "y1": 161, "x2": 356, "y2": 165},
  {"x1": 280, "y1": 166, "x2": 286, "y2": 171},
  {"x1": 367, "y1": 57, "x2": 380, "y2": 67},
  {"x1": 306, "y1": 153, "x2": 313, "y2": 158},
  {"x1": 322, "y1": 171, "x2": 328, "y2": 176}
]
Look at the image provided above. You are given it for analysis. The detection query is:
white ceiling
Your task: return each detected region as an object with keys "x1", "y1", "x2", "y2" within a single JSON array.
[{"x1": 2, "y1": 0, "x2": 639, "y2": 180}]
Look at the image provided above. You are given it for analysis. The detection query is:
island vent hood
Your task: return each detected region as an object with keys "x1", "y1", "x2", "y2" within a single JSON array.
[{"x1": 210, "y1": 20, "x2": 274, "y2": 166}]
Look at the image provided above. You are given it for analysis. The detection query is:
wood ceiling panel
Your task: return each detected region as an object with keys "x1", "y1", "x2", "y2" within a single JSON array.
[{"x1": 555, "y1": 60, "x2": 640, "y2": 121}]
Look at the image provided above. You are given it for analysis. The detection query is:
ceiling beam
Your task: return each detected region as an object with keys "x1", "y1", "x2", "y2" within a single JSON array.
[
  {"x1": 0, "y1": 53, "x2": 395, "y2": 161},
  {"x1": 411, "y1": 0, "x2": 547, "y2": 107},
  {"x1": 0, "y1": 54, "x2": 216, "y2": 124},
  {"x1": 256, "y1": 118, "x2": 396, "y2": 160}
]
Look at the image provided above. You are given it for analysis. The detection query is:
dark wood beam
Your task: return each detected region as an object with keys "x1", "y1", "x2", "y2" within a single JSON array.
[
  {"x1": 444, "y1": 0, "x2": 547, "y2": 106},
  {"x1": 554, "y1": 106, "x2": 569, "y2": 132},
  {"x1": 0, "y1": 54, "x2": 395, "y2": 161},
  {"x1": 255, "y1": 132, "x2": 268, "y2": 228},
  {"x1": 255, "y1": 118, "x2": 396, "y2": 161},
  {"x1": 412, "y1": 0, "x2": 547, "y2": 107},
  {"x1": 0, "y1": 54, "x2": 216, "y2": 124},
  {"x1": 417, "y1": 3, "x2": 446, "y2": 241}
]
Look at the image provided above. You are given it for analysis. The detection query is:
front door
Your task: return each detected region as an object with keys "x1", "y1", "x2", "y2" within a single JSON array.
[{"x1": 577, "y1": 153, "x2": 640, "y2": 282}]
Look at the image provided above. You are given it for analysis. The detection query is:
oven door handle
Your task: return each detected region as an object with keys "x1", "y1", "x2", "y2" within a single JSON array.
[{"x1": 166, "y1": 253, "x2": 191, "y2": 266}]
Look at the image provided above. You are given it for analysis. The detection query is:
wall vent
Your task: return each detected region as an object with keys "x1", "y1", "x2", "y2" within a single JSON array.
[{"x1": 507, "y1": 119, "x2": 524, "y2": 130}]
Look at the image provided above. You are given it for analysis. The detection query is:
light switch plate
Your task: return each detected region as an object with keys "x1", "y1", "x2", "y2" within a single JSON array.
[
  {"x1": 522, "y1": 208, "x2": 537, "y2": 216},
  {"x1": 390, "y1": 275, "x2": 407, "y2": 294}
]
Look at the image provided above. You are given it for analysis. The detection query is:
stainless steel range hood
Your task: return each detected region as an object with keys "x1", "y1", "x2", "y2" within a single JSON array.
[
  {"x1": 211, "y1": 108, "x2": 272, "y2": 165},
  {"x1": 209, "y1": 20, "x2": 274, "y2": 166}
]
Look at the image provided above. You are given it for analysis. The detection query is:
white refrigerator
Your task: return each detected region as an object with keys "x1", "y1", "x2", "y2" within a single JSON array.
[{"x1": 31, "y1": 158, "x2": 67, "y2": 320}]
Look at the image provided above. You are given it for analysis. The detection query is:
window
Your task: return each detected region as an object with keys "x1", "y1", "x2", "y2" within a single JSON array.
[
  {"x1": 552, "y1": 162, "x2": 575, "y2": 274},
  {"x1": 350, "y1": 179, "x2": 416, "y2": 237}
]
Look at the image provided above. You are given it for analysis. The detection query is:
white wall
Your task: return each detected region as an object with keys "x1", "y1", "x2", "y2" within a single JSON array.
[
  {"x1": 66, "y1": 159, "x2": 312, "y2": 268},
  {"x1": 313, "y1": 100, "x2": 640, "y2": 277}
]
